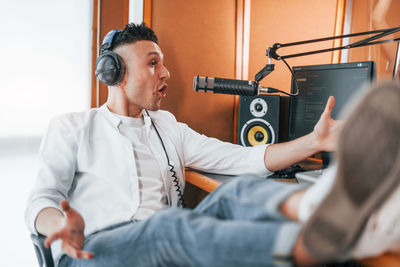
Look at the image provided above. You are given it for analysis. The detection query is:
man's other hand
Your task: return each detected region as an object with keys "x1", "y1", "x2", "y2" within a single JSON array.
[
  {"x1": 44, "y1": 200, "x2": 94, "y2": 259},
  {"x1": 313, "y1": 96, "x2": 342, "y2": 152}
]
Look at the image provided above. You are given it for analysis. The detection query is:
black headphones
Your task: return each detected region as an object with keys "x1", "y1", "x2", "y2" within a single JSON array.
[{"x1": 95, "y1": 29, "x2": 126, "y2": 86}]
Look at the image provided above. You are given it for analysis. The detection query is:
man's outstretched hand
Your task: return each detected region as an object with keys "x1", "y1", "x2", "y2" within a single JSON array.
[
  {"x1": 313, "y1": 96, "x2": 342, "y2": 152},
  {"x1": 44, "y1": 200, "x2": 94, "y2": 259}
]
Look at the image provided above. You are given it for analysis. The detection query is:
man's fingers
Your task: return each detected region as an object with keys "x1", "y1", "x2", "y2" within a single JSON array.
[
  {"x1": 60, "y1": 200, "x2": 71, "y2": 213},
  {"x1": 76, "y1": 250, "x2": 95, "y2": 259},
  {"x1": 64, "y1": 244, "x2": 94, "y2": 259},
  {"x1": 323, "y1": 96, "x2": 335, "y2": 117},
  {"x1": 45, "y1": 232, "x2": 60, "y2": 248},
  {"x1": 63, "y1": 244, "x2": 79, "y2": 258},
  {"x1": 60, "y1": 200, "x2": 75, "y2": 219}
]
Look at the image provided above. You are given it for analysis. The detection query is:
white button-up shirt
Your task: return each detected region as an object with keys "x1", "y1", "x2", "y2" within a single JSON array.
[{"x1": 26, "y1": 105, "x2": 270, "y2": 238}]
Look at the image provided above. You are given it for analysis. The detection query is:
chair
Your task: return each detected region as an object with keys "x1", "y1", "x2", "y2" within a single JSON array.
[{"x1": 31, "y1": 233, "x2": 54, "y2": 267}]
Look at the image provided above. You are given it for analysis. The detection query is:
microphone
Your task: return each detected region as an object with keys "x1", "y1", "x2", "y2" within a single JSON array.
[{"x1": 193, "y1": 76, "x2": 279, "y2": 96}]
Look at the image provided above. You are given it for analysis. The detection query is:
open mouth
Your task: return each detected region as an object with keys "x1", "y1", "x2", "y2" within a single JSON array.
[{"x1": 158, "y1": 84, "x2": 168, "y2": 97}]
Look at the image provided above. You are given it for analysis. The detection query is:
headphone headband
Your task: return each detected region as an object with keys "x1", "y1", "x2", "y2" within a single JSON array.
[{"x1": 100, "y1": 29, "x2": 122, "y2": 53}]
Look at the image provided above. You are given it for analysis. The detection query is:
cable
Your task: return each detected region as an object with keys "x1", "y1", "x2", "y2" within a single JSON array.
[
  {"x1": 264, "y1": 87, "x2": 295, "y2": 96},
  {"x1": 258, "y1": 57, "x2": 300, "y2": 96},
  {"x1": 145, "y1": 110, "x2": 185, "y2": 208},
  {"x1": 281, "y1": 57, "x2": 300, "y2": 96}
]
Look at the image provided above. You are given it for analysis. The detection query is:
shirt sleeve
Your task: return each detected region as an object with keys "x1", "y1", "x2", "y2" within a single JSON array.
[
  {"x1": 25, "y1": 115, "x2": 78, "y2": 234},
  {"x1": 178, "y1": 122, "x2": 271, "y2": 176}
]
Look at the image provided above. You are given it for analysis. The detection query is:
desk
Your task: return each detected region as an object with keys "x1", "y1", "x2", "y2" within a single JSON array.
[
  {"x1": 185, "y1": 169, "x2": 232, "y2": 192},
  {"x1": 185, "y1": 169, "x2": 400, "y2": 267}
]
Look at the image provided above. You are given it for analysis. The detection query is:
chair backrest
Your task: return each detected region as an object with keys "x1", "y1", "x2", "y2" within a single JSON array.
[{"x1": 30, "y1": 233, "x2": 54, "y2": 267}]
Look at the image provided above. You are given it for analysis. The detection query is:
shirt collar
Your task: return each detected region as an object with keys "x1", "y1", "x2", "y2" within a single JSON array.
[
  {"x1": 99, "y1": 104, "x2": 152, "y2": 133},
  {"x1": 99, "y1": 104, "x2": 120, "y2": 128}
]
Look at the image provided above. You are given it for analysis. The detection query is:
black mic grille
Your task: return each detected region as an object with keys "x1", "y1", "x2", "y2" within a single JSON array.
[{"x1": 213, "y1": 78, "x2": 257, "y2": 96}]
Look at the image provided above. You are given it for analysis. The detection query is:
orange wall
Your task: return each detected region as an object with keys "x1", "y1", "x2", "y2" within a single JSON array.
[
  {"x1": 248, "y1": 0, "x2": 340, "y2": 93},
  {"x1": 92, "y1": 0, "x2": 130, "y2": 108},
  {"x1": 152, "y1": 0, "x2": 237, "y2": 142},
  {"x1": 150, "y1": 0, "x2": 341, "y2": 142},
  {"x1": 348, "y1": 0, "x2": 400, "y2": 80}
]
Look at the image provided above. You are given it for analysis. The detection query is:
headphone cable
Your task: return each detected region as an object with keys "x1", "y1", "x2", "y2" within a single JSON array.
[{"x1": 145, "y1": 110, "x2": 186, "y2": 208}]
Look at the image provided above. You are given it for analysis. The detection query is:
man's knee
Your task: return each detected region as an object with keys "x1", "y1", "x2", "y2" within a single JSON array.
[
  {"x1": 219, "y1": 175, "x2": 272, "y2": 197},
  {"x1": 148, "y1": 207, "x2": 191, "y2": 231}
]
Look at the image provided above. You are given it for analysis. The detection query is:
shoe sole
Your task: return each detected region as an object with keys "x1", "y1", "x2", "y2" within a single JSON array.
[{"x1": 302, "y1": 83, "x2": 400, "y2": 261}]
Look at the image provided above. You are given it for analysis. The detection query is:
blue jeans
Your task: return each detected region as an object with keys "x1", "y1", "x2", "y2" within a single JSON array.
[{"x1": 58, "y1": 176, "x2": 305, "y2": 267}]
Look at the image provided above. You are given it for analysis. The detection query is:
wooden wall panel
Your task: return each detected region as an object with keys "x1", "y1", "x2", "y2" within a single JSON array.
[
  {"x1": 248, "y1": 0, "x2": 339, "y2": 93},
  {"x1": 151, "y1": 0, "x2": 237, "y2": 142},
  {"x1": 91, "y1": 0, "x2": 129, "y2": 108},
  {"x1": 348, "y1": 0, "x2": 400, "y2": 80}
]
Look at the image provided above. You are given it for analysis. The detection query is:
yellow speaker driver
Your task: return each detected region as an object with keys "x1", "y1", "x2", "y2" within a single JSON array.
[{"x1": 247, "y1": 125, "x2": 269, "y2": 146}]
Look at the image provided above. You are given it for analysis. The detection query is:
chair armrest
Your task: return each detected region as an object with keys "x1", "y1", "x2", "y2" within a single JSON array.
[{"x1": 31, "y1": 233, "x2": 54, "y2": 267}]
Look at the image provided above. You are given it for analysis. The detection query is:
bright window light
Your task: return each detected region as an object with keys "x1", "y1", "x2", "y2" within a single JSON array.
[{"x1": 0, "y1": 0, "x2": 92, "y2": 138}]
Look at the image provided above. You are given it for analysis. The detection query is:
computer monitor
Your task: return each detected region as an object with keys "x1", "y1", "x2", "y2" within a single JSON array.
[{"x1": 288, "y1": 61, "x2": 376, "y2": 167}]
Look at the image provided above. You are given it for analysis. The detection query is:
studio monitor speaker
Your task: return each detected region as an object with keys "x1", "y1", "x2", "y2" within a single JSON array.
[{"x1": 237, "y1": 95, "x2": 289, "y2": 146}]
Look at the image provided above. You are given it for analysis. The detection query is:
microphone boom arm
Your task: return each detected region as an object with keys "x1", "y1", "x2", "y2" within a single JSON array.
[
  {"x1": 266, "y1": 27, "x2": 400, "y2": 61},
  {"x1": 254, "y1": 27, "x2": 400, "y2": 96}
]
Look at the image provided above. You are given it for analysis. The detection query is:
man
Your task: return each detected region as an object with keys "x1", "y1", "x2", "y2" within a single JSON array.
[{"x1": 26, "y1": 23, "x2": 340, "y2": 266}]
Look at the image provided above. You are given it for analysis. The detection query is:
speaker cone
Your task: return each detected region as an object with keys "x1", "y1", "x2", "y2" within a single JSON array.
[{"x1": 240, "y1": 118, "x2": 275, "y2": 146}]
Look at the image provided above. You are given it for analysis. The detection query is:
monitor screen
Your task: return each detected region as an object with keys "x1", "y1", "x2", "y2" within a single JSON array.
[{"x1": 288, "y1": 61, "x2": 375, "y2": 166}]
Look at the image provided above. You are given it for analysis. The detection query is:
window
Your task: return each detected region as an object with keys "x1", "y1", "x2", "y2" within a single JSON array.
[
  {"x1": 0, "y1": 0, "x2": 92, "y2": 138},
  {"x1": 0, "y1": 1, "x2": 92, "y2": 266}
]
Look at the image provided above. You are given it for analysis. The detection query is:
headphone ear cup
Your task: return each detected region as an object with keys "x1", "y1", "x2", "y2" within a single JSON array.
[{"x1": 95, "y1": 51, "x2": 125, "y2": 86}]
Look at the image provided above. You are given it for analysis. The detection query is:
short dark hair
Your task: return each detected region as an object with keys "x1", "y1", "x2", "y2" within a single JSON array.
[{"x1": 111, "y1": 23, "x2": 158, "y2": 51}]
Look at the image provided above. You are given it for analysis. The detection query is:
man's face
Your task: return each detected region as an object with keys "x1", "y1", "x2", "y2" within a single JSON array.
[{"x1": 115, "y1": 40, "x2": 170, "y2": 115}]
